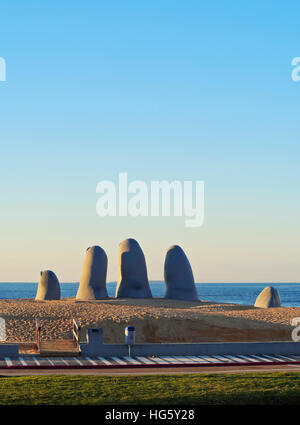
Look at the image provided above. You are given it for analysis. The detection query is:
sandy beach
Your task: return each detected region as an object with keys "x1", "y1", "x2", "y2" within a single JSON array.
[{"x1": 0, "y1": 297, "x2": 297, "y2": 345}]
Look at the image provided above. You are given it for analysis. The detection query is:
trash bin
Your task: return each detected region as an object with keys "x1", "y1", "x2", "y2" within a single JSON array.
[
  {"x1": 125, "y1": 326, "x2": 135, "y2": 345},
  {"x1": 125, "y1": 326, "x2": 135, "y2": 357}
]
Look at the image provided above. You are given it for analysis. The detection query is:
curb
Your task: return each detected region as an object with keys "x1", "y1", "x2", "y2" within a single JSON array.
[{"x1": 0, "y1": 360, "x2": 299, "y2": 370}]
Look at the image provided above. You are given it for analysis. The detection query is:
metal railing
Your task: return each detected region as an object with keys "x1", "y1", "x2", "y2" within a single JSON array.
[
  {"x1": 72, "y1": 319, "x2": 81, "y2": 348},
  {"x1": 35, "y1": 318, "x2": 81, "y2": 352},
  {"x1": 35, "y1": 318, "x2": 41, "y2": 350}
]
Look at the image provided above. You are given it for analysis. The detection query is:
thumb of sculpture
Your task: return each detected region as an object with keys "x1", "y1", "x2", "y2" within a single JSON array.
[{"x1": 254, "y1": 286, "x2": 281, "y2": 308}]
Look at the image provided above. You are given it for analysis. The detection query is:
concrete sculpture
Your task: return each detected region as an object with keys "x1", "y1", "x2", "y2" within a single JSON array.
[
  {"x1": 164, "y1": 245, "x2": 199, "y2": 301},
  {"x1": 254, "y1": 286, "x2": 281, "y2": 308},
  {"x1": 35, "y1": 270, "x2": 61, "y2": 300},
  {"x1": 115, "y1": 238, "x2": 152, "y2": 298},
  {"x1": 76, "y1": 245, "x2": 108, "y2": 300}
]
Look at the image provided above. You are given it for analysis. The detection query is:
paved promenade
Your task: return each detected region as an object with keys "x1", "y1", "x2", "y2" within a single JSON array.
[{"x1": 1, "y1": 353, "x2": 300, "y2": 369}]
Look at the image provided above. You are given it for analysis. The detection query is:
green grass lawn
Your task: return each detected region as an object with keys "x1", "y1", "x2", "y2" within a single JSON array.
[{"x1": 0, "y1": 372, "x2": 300, "y2": 405}]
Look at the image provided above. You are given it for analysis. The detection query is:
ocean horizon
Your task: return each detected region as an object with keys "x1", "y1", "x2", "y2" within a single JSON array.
[{"x1": 0, "y1": 282, "x2": 300, "y2": 307}]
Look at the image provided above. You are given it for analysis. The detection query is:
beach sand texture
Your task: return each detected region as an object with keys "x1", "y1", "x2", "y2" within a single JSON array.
[{"x1": 0, "y1": 297, "x2": 297, "y2": 344}]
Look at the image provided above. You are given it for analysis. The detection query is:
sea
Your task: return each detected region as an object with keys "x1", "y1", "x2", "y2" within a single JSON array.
[{"x1": 0, "y1": 282, "x2": 299, "y2": 307}]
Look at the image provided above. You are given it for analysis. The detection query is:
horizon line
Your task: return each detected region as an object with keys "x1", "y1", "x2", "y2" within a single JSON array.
[{"x1": 0, "y1": 281, "x2": 299, "y2": 284}]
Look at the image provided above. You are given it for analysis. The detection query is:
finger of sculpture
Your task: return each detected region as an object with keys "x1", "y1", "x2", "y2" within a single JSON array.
[
  {"x1": 35, "y1": 270, "x2": 61, "y2": 300},
  {"x1": 76, "y1": 245, "x2": 108, "y2": 300},
  {"x1": 116, "y1": 238, "x2": 152, "y2": 298},
  {"x1": 164, "y1": 245, "x2": 199, "y2": 301}
]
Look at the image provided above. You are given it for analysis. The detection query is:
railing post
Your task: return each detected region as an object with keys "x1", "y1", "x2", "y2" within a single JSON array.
[
  {"x1": 35, "y1": 318, "x2": 41, "y2": 350},
  {"x1": 72, "y1": 319, "x2": 81, "y2": 348}
]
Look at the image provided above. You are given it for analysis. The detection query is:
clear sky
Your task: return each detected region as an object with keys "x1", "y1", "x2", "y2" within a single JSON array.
[{"x1": 0, "y1": 1, "x2": 299, "y2": 283}]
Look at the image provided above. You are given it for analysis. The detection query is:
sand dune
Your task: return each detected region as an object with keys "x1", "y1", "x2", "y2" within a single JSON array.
[{"x1": 0, "y1": 297, "x2": 297, "y2": 344}]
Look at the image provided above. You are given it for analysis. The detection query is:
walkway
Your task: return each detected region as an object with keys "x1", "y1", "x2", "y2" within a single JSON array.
[{"x1": 1, "y1": 353, "x2": 300, "y2": 369}]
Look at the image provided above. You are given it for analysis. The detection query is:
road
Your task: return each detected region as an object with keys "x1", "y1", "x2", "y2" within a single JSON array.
[{"x1": 1, "y1": 363, "x2": 300, "y2": 376}]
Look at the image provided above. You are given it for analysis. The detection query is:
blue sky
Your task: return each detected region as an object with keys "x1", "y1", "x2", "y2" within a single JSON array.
[{"x1": 0, "y1": 1, "x2": 299, "y2": 282}]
